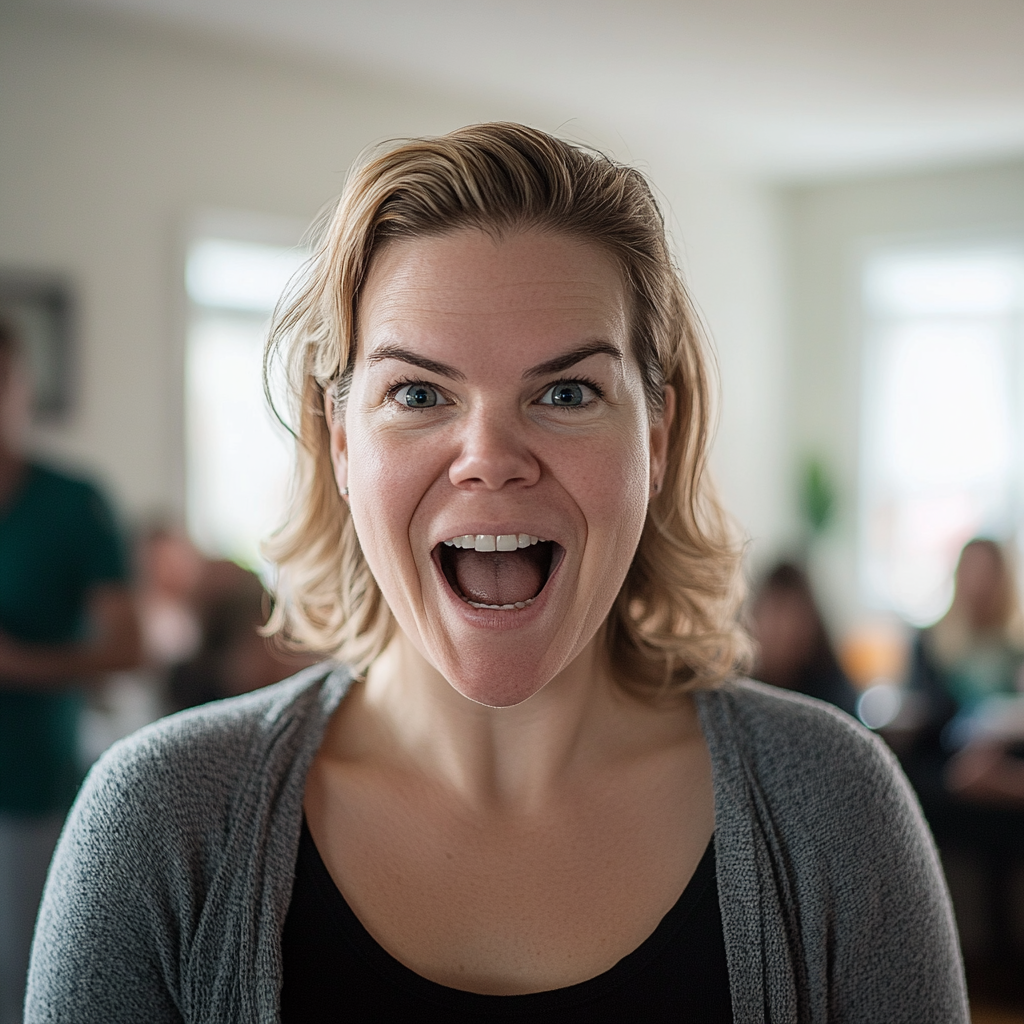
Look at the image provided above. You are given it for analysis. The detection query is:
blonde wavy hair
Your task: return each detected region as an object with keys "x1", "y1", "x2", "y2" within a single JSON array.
[{"x1": 265, "y1": 122, "x2": 750, "y2": 692}]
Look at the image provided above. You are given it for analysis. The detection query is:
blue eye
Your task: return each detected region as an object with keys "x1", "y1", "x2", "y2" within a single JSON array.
[
  {"x1": 394, "y1": 383, "x2": 446, "y2": 408},
  {"x1": 540, "y1": 382, "x2": 587, "y2": 407}
]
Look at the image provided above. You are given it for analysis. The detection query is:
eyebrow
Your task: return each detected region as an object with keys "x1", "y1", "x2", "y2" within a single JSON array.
[
  {"x1": 364, "y1": 340, "x2": 622, "y2": 382},
  {"x1": 522, "y1": 342, "x2": 622, "y2": 380},
  {"x1": 364, "y1": 346, "x2": 467, "y2": 382}
]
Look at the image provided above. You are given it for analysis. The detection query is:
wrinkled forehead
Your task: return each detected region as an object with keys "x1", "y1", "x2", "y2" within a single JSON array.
[{"x1": 356, "y1": 228, "x2": 631, "y2": 351}]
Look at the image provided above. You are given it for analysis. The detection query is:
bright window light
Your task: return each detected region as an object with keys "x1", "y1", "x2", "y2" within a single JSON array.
[
  {"x1": 864, "y1": 252, "x2": 1023, "y2": 317},
  {"x1": 861, "y1": 248, "x2": 1024, "y2": 625},
  {"x1": 185, "y1": 233, "x2": 306, "y2": 570},
  {"x1": 186, "y1": 239, "x2": 307, "y2": 313}
]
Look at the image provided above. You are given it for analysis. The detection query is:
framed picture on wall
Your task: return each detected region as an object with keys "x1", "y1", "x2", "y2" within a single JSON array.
[{"x1": 0, "y1": 272, "x2": 74, "y2": 421}]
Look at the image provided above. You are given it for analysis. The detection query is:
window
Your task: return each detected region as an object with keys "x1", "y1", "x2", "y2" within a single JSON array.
[
  {"x1": 860, "y1": 247, "x2": 1024, "y2": 624},
  {"x1": 185, "y1": 228, "x2": 307, "y2": 570}
]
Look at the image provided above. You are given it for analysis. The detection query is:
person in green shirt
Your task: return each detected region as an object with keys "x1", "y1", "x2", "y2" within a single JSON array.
[{"x1": 0, "y1": 316, "x2": 141, "y2": 1024}]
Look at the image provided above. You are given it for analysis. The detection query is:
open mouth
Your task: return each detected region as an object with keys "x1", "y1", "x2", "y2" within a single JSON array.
[{"x1": 437, "y1": 534, "x2": 563, "y2": 610}]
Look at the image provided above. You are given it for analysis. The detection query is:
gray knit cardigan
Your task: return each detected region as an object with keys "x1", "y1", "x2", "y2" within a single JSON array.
[{"x1": 26, "y1": 665, "x2": 968, "y2": 1023}]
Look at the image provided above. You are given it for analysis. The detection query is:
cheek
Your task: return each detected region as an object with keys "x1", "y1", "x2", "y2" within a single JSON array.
[
  {"x1": 344, "y1": 427, "x2": 441, "y2": 583},
  {"x1": 561, "y1": 429, "x2": 650, "y2": 555}
]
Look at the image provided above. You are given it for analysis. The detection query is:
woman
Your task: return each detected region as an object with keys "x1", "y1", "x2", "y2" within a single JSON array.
[
  {"x1": 27, "y1": 124, "x2": 966, "y2": 1022},
  {"x1": 903, "y1": 538, "x2": 1024, "y2": 969},
  {"x1": 905, "y1": 538, "x2": 1024, "y2": 806},
  {"x1": 749, "y1": 561, "x2": 858, "y2": 717}
]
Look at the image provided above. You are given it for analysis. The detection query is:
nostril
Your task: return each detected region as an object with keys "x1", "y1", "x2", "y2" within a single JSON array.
[{"x1": 447, "y1": 436, "x2": 541, "y2": 491}]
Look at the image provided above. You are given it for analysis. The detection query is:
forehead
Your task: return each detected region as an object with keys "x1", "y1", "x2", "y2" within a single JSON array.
[{"x1": 357, "y1": 228, "x2": 629, "y2": 352}]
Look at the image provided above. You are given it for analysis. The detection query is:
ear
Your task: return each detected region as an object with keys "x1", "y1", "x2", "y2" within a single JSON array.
[
  {"x1": 323, "y1": 388, "x2": 349, "y2": 498},
  {"x1": 649, "y1": 384, "x2": 676, "y2": 497}
]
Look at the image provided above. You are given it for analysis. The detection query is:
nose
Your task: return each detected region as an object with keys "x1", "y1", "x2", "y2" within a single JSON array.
[{"x1": 448, "y1": 407, "x2": 541, "y2": 491}]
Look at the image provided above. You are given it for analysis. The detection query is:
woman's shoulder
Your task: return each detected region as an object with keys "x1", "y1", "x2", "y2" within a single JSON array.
[
  {"x1": 696, "y1": 677, "x2": 908, "y2": 816},
  {"x1": 77, "y1": 663, "x2": 350, "y2": 837},
  {"x1": 696, "y1": 678, "x2": 933, "y2": 871},
  {"x1": 697, "y1": 675, "x2": 867, "y2": 743},
  {"x1": 99, "y1": 662, "x2": 342, "y2": 762},
  {"x1": 697, "y1": 686, "x2": 966, "y2": 1018},
  {"x1": 30, "y1": 669, "x2": 351, "y2": 1021}
]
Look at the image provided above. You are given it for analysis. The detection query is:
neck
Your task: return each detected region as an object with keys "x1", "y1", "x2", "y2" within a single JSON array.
[{"x1": 342, "y1": 630, "x2": 667, "y2": 812}]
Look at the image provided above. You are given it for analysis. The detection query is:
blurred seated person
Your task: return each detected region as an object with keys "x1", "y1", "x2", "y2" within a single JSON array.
[
  {"x1": 904, "y1": 537, "x2": 1024, "y2": 970},
  {"x1": 136, "y1": 524, "x2": 204, "y2": 673},
  {"x1": 76, "y1": 525, "x2": 204, "y2": 764},
  {"x1": 135, "y1": 525, "x2": 315, "y2": 713},
  {"x1": 749, "y1": 561, "x2": 858, "y2": 716},
  {"x1": 905, "y1": 537, "x2": 1024, "y2": 809},
  {"x1": 0, "y1": 316, "x2": 141, "y2": 1023},
  {"x1": 167, "y1": 558, "x2": 316, "y2": 712}
]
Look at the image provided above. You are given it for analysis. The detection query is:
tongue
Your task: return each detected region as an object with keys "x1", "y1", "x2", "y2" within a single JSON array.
[{"x1": 453, "y1": 549, "x2": 547, "y2": 606}]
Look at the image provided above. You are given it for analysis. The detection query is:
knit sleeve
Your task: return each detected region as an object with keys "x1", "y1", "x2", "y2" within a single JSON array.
[
  {"x1": 700, "y1": 681, "x2": 970, "y2": 1024},
  {"x1": 24, "y1": 666, "x2": 344, "y2": 1024},
  {"x1": 809, "y1": 707, "x2": 968, "y2": 1022},
  {"x1": 24, "y1": 728, "x2": 193, "y2": 1023}
]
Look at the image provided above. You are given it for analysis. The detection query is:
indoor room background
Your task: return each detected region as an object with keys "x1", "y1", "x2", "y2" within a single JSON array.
[
  {"x1": 3, "y1": 2, "x2": 1024, "y2": 1012},
  {"x1": 8, "y1": 0, "x2": 1024, "y2": 651}
]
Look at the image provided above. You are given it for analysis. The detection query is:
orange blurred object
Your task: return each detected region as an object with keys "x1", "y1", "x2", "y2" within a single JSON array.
[{"x1": 840, "y1": 622, "x2": 908, "y2": 691}]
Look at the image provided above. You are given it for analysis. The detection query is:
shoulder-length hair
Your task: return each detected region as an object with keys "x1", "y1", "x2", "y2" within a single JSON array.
[{"x1": 265, "y1": 122, "x2": 750, "y2": 693}]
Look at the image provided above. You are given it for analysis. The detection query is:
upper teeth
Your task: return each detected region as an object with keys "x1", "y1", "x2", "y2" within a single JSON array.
[{"x1": 443, "y1": 534, "x2": 544, "y2": 552}]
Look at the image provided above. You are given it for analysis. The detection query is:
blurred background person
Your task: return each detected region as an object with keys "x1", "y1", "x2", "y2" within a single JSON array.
[
  {"x1": 136, "y1": 524, "x2": 205, "y2": 676},
  {"x1": 78, "y1": 521, "x2": 318, "y2": 782},
  {"x1": 131, "y1": 522, "x2": 316, "y2": 715},
  {"x1": 76, "y1": 524, "x2": 205, "y2": 767},
  {"x1": 902, "y1": 537, "x2": 1024, "y2": 980},
  {"x1": 748, "y1": 560, "x2": 858, "y2": 717},
  {"x1": 904, "y1": 538, "x2": 1024, "y2": 805},
  {"x1": 0, "y1": 316, "x2": 141, "y2": 1024},
  {"x1": 164, "y1": 554, "x2": 317, "y2": 714}
]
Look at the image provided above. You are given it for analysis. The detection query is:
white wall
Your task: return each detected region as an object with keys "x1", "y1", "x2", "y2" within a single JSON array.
[
  {"x1": 0, "y1": 5, "x2": 790, "y2": 558},
  {"x1": 785, "y1": 159, "x2": 1024, "y2": 629},
  {"x1": 660, "y1": 167, "x2": 788, "y2": 555}
]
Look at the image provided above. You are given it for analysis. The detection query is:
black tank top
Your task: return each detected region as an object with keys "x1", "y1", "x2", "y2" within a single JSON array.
[{"x1": 281, "y1": 818, "x2": 733, "y2": 1022}]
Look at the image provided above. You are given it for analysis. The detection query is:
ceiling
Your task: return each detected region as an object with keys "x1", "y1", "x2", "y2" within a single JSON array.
[{"x1": 49, "y1": 0, "x2": 1024, "y2": 179}]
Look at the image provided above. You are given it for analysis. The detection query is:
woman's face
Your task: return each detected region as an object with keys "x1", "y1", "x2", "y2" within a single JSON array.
[
  {"x1": 328, "y1": 227, "x2": 672, "y2": 707},
  {"x1": 955, "y1": 543, "x2": 1007, "y2": 631}
]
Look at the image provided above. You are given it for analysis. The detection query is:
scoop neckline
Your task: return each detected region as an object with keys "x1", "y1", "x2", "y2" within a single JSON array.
[{"x1": 297, "y1": 815, "x2": 717, "y2": 1014}]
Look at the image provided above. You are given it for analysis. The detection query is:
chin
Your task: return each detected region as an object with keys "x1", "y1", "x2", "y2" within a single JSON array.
[{"x1": 442, "y1": 657, "x2": 553, "y2": 708}]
